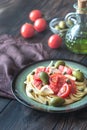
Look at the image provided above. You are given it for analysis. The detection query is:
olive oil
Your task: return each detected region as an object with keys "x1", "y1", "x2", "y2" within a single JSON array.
[
  {"x1": 66, "y1": 37, "x2": 87, "y2": 54},
  {"x1": 65, "y1": 2, "x2": 87, "y2": 54}
]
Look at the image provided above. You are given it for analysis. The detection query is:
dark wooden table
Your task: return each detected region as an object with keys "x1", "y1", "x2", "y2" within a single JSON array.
[{"x1": 0, "y1": 0, "x2": 87, "y2": 130}]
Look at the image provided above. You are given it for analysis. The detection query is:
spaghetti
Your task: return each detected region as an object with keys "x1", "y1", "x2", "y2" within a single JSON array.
[{"x1": 24, "y1": 60, "x2": 87, "y2": 106}]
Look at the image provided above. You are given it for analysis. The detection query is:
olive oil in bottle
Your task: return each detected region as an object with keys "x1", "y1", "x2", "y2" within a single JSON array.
[
  {"x1": 66, "y1": 30, "x2": 87, "y2": 54},
  {"x1": 65, "y1": 0, "x2": 87, "y2": 54}
]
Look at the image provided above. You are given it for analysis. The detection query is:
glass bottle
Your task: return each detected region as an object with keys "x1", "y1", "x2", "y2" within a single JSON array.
[{"x1": 65, "y1": 1, "x2": 87, "y2": 54}]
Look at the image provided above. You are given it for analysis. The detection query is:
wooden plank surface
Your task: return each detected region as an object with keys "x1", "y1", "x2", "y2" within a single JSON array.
[
  {"x1": 0, "y1": 0, "x2": 87, "y2": 130},
  {"x1": 0, "y1": 98, "x2": 11, "y2": 112},
  {"x1": 0, "y1": 100, "x2": 87, "y2": 130}
]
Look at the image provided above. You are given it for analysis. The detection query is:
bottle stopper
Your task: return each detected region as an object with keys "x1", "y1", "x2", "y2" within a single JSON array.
[{"x1": 78, "y1": 0, "x2": 87, "y2": 13}]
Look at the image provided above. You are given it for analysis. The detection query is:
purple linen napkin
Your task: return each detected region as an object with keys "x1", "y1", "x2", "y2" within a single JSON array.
[{"x1": 0, "y1": 34, "x2": 49, "y2": 98}]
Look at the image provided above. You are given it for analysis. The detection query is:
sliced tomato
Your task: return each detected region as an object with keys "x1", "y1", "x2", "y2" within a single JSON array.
[
  {"x1": 33, "y1": 74, "x2": 41, "y2": 81},
  {"x1": 34, "y1": 80, "x2": 42, "y2": 90},
  {"x1": 63, "y1": 66, "x2": 72, "y2": 75},
  {"x1": 58, "y1": 65, "x2": 72, "y2": 75},
  {"x1": 68, "y1": 79, "x2": 76, "y2": 94},
  {"x1": 45, "y1": 67, "x2": 50, "y2": 73},
  {"x1": 35, "y1": 67, "x2": 46, "y2": 74},
  {"x1": 50, "y1": 84, "x2": 59, "y2": 94},
  {"x1": 34, "y1": 67, "x2": 50, "y2": 81},
  {"x1": 58, "y1": 65, "x2": 64, "y2": 71},
  {"x1": 50, "y1": 73, "x2": 59, "y2": 86},
  {"x1": 49, "y1": 73, "x2": 66, "y2": 94},
  {"x1": 49, "y1": 74, "x2": 59, "y2": 94},
  {"x1": 34, "y1": 67, "x2": 46, "y2": 80},
  {"x1": 57, "y1": 83, "x2": 70, "y2": 98}
]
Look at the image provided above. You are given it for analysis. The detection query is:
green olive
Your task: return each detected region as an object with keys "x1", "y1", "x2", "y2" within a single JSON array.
[
  {"x1": 55, "y1": 60, "x2": 65, "y2": 68},
  {"x1": 72, "y1": 70, "x2": 84, "y2": 82},
  {"x1": 54, "y1": 25, "x2": 60, "y2": 30},
  {"x1": 84, "y1": 88, "x2": 87, "y2": 94},
  {"x1": 39, "y1": 72, "x2": 49, "y2": 84},
  {"x1": 49, "y1": 96, "x2": 65, "y2": 107},
  {"x1": 58, "y1": 21, "x2": 67, "y2": 29},
  {"x1": 66, "y1": 19, "x2": 74, "y2": 27}
]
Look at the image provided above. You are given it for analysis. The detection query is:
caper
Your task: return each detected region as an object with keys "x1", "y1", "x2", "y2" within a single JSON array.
[
  {"x1": 39, "y1": 72, "x2": 49, "y2": 84},
  {"x1": 49, "y1": 96, "x2": 65, "y2": 107},
  {"x1": 72, "y1": 70, "x2": 84, "y2": 82},
  {"x1": 55, "y1": 60, "x2": 65, "y2": 68},
  {"x1": 78, "y1": 87, "x2": 84, "y2": 92},
  {"x1": 66, "y1": 79, "x2": 71, "y2": 84},
  {"x1": 58, "y1": 21, "x2": 67, "y2": 29},
  {"x1": 31, "y1": 71, "x2": 35, "y2": 75},
  {"x1": 29, "y1": 89, "x2": 33, "y2": 93}
]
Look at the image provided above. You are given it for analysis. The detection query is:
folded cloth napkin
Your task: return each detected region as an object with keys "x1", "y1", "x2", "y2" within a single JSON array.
[{"x1": 0, "y1": 34, "x2": 49, "y2": 98}]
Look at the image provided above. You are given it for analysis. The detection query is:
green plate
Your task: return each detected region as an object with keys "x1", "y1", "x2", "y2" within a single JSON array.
[{"x1": 12, "y1": 59, "x2": 87, "y2": 113}]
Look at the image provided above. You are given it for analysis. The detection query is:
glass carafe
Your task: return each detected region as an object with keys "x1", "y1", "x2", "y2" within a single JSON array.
[{"x1": 65, "y1": 3, "x2": 87, "y2": 54}]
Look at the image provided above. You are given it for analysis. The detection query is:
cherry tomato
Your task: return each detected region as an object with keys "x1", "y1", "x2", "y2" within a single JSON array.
[
  {"x1": 29, "y1": 9, "x2": 42, "y2": 22},
  {"x1": 34, "y1": 18, "x2": 47, "y2": 32},
  {"x1": 48, "y1": 34, "x2": 62, "y2": 49},
  {"x1": 21, "y1": 23, "x2": 35, "y2": 38},
  {"x1": 57, "y1": 83, "x2": 70, "y2": 98}
]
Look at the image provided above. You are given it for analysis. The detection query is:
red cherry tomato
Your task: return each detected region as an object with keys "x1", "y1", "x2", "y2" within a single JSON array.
[
  {"x1": 29, "y1": 10, "x2": 42, "y2": 22},
  {"x1": 21, "y1": 23, "x2": 35, "y2": 38},
  {"x1": 34, "y1": 18, "x2": 47, "y2": 32},
  {"x1": 57, "y1": 83, "x2": 70, "y2": 98},
  {"x1": 48, "y1": 34, "x2": 62, "y2": 49}
]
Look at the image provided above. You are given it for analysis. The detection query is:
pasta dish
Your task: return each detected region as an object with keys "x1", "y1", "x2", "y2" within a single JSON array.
[{"x1": 24, "y1": 60, "x2": 87, "y2": 107}]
